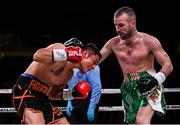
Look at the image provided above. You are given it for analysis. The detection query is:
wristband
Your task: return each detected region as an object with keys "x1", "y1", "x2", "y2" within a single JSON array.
[
  {"x1": 155, "y1": 72, "x2": 166, "y2": 85},
  {"x1": 147, "y1": 71, "x2": 166, "y2": 85},
  {"x1": 62, "y1": 89, "x2": 74, "y2": 101},
  {"x1": 52, "y1": 49, "x2": 67, "y2": 61}
]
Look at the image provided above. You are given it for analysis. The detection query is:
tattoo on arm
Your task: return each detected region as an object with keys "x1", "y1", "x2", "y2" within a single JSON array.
[
  {"x1": 162, "y1": 51, "x2": 169, "y2": 58},
  {"x1": 151, "y1": 43, "x2": 162, "y2": 51},
  {"x1": 150, "y1": 42, "x2": 169, "y2": 58}
]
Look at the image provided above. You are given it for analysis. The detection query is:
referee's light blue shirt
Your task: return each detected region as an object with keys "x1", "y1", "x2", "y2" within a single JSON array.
[{"x1": 68, "y1": 65, "x2": 102, "y2": 107}]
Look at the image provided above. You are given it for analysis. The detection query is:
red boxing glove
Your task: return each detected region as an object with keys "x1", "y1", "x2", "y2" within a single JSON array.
[
  {"x1": 61, "y1": 81, "x2": 91, "y2": 100},
  {"x1": 65, "y1": 46, "x2": 83, "y2": 63},
  {"x1": 72, "y1": 81, "x2": 91, "y2": 99}
]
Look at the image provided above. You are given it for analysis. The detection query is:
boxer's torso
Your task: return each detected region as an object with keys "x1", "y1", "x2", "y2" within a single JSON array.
[
  {"x1": 111, "y1": 32, "x2": 154, "y2": 75},
  {"x1": 24, "y1": 61, "x2": 73, "y2": 87}
]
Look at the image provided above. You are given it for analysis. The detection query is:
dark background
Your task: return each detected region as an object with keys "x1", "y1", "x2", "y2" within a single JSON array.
[{"x1": 0, "y1": 0, "x2": 180, "y2": 124}]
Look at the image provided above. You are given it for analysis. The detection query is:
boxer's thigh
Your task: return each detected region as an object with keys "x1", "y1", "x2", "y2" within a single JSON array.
[{"x1": 23, "y1": 108, "x2": 45, "y2": 124}]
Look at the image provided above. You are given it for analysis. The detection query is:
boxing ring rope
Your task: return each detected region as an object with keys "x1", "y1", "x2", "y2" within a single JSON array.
[
  {"x1": 0, "y1": 88, "x2": 180, "y2": 113},
  {"x1": 1, "y1": 105, "x2": 180, "y2": 113},
  {"x1": 1, "y1": 88, "x2": 180, "y2": 94}
]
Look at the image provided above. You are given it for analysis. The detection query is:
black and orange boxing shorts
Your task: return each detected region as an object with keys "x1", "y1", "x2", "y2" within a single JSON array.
[{"x1": 12, "y1": 73, "x2": 65, "y2": 124}]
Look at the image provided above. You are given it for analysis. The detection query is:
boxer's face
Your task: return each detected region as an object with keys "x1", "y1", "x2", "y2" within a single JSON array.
[
  {"x1": 80, "y1": 52, "x2": 99, "y2": 73},
  {"x1": 114, "y1": 13, "x2": 135, "y2": 40}
]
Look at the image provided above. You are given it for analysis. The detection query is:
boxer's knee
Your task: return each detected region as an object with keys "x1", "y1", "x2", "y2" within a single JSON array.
[
  {"x1": 136, "y1": 115, "x2": 151, "y2": 124},
  {"x1": 23, "y1": 108, "x2": 45, "y2": 124},
  {"x1": 52, "y1": 117, "x2": 70, "y2": 124},
  {"x1": 136, "y1": 106, "x2": 153, "y2": 124}
]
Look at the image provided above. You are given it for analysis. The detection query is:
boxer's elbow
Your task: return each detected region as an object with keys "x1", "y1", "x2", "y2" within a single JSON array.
[
  {"x1": 47, "y1": 87, "x2": 62, "y2": 100},
  {"x1": 33, "y1": 49, "x2": 44, "y2": 62},
  {"x1": 167, "y1": 58, "x2": 173, "y2": 73},
  {"x1": 168, "y1": 62, "x2": 173, "y2": 74},
  {"x1": 33, "y1": 52, "x2": 40, "y2": 62},
  {"x1": 163, "y1": 62, "x2": 173, "y2": 77}
]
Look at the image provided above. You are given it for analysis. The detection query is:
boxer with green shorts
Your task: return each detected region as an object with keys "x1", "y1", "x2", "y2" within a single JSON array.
[
  {"x1": 120, "y1": 71, "x2": 166, "y2": 123},
  {"x1": 99, "y1": 6, "x2": 173, "y2": 124}
]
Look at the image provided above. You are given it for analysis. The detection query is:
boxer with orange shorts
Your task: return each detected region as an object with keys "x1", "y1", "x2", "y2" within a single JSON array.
[{"x1": 12, "y1": 38, "x2": 101, "y2": 124}]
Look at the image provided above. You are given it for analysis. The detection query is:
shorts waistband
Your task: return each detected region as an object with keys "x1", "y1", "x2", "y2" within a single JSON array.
[
  {"x1": 19, "y1": 73, "x2": 49, "y2": 95},
  {"x1": 127, "y1": 71, "x2": 150, "y2": 82}
]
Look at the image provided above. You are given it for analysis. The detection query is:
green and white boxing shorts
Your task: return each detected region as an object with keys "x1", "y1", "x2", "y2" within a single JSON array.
[{"x1": 120, "y1": 71, "x2": 166, "y2": 123}]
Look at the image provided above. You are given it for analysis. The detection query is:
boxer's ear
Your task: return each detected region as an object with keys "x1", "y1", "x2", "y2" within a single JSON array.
[
  {"x1": 82, "y1": 51, "x2": 89, "y2": 58},
  {"x1": 130, "y1": 19, "x2": 136, "y2": 28}
]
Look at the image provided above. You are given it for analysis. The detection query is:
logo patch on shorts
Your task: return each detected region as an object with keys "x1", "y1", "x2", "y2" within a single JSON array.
[
  {"x1": 130, "y1": 73, "x2": 140, "y2": 81},
  {"x1": 149, "y1": 86, "x2": 161, "y2": 103}
]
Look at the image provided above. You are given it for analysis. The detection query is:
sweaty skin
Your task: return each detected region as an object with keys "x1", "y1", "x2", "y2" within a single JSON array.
[
  {"x1": 24, "y1": 43, "x2": 74, "y2": 99},
  {"x1": 25, "y1": 43, "x2": 99, "y2": 99},
  {"x1": 14, "y1": 42, "x2": 100, "y2": 124},
  {"x1": 100, "y1": 32, "x2": 172, "y2": 81},
  {"x1": 99, "y1": 7, "x2": 173, "y2": 124}
]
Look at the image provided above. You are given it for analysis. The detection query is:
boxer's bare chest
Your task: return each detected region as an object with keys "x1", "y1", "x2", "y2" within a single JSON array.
[{"x1": 113, "y1": 36, "x2": 150, "y2": 65}]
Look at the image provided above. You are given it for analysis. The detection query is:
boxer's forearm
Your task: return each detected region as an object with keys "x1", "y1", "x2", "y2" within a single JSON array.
[{"x1": 160, "y1": 59, "x2": 173, "y2": 77}]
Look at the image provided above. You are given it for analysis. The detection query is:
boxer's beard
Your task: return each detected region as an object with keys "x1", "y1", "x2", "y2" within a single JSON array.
[{"x1": 119, "y1": 30, "x2": 132, "y2": 40}]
